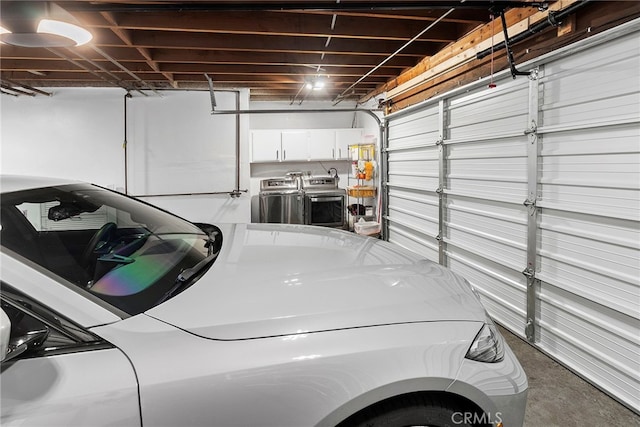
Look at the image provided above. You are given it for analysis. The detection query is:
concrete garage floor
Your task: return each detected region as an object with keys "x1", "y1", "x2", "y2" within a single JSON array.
[{"x1": 499, "y1": 326, "x2": 640, "y2": 426}]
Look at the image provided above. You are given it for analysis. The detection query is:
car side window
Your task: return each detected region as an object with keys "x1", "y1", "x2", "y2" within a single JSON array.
[{"x1": 1, "y1": 283, "x2": 110, "y2": 360}]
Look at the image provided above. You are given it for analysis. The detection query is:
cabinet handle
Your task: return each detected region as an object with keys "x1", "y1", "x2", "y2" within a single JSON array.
[
  {"x1": 332, "y1": 148, "x2": 335, "y2": 158},
  {"x1": 283, "y1": 150, "x2": 286, "y2": 160},
  {"x1": 276, "y1": 150, "x2": 279, "y2": 160},
  {"x1": 338, "y1": 148, "x2": 342, "y2": 158}
]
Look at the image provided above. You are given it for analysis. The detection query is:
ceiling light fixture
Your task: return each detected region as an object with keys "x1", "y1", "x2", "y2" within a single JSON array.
[
  {"x1": 0, "y1": 2, "x2": 92, "y2": 48},
  {"x1": 37, "y1": 19, "x2": 92, "y2": 46},
  {"x1": 306, "y1": 78, "x2": 327, "y2": 91}
]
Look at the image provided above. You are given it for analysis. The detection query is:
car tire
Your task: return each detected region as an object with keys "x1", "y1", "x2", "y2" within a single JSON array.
[{"x1": 339, "y1": 394, "x2": 485, "y2": 427}]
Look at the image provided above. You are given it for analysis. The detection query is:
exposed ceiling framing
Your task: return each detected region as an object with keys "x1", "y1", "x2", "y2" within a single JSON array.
[{"x1": 1, "y1": 1, "x2": 638, "y2": 107}]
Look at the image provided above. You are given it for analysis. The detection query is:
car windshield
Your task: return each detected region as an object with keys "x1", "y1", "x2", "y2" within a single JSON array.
[{"x1": 0, "y1": 183, "x2": 219, "y2": 315}]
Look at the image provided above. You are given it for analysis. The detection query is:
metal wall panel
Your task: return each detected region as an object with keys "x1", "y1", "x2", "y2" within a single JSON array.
[
  {"x1": 383, "y1": 23, "x2": 640, "y2": 412},
  {"x1": 444, "y1": 77, "x2": 530, "y2": 335},
  {"x1": 386, "y1": 104, "x2": 441, "y2": 262},
  {"x1": 536, "y1": 30, "x2": 640, "y2": 411}
]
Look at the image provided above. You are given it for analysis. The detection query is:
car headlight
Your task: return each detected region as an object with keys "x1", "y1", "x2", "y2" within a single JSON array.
[{"x1": 465, "y1": 320, "x2": 504, "y2": 363}]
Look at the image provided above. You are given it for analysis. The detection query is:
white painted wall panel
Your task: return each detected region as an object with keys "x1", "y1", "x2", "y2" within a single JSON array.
[{"x1": 0, "y1": 88, "x2": 125, "y2": 188}]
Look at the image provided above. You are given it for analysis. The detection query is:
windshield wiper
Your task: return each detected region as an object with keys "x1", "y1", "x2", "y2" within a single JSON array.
[
  {"x1": 97, "y1": 253, "x2": 135, "y2": 265},
  {"x1": 156, "y1": 247, "x2": 219, "y2": 304},
  {"x1": 177, "y1": 248, "x2": 217, "y2": 282}
]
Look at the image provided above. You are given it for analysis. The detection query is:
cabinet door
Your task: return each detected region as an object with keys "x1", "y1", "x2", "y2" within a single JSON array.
[
  {"x1": 335, "y1": 129, "x2": 363, "y2": 159},
  {"x1": 281, "y1": 131, "x2": 309, "y2": 161},
  {"x1": 251, "y1": 130, "x2": 282, "y2": 162},
  {"x1": 308, "y1": 129, "x2": 336, "y2": 160}
]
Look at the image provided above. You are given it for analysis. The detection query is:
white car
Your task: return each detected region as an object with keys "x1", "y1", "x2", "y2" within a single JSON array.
[{"x1": 0, "y1": 176, "x2": 527, "y2": 427}]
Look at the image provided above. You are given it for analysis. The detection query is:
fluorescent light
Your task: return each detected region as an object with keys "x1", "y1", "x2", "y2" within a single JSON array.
[{"x1": 37, "y1": 19, "x2": 92, "y2": 46}]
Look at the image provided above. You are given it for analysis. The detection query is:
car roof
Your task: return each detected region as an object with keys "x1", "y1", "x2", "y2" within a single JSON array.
[{"x1": 0, "y1": 175, "x2": 84, "y2": 194}]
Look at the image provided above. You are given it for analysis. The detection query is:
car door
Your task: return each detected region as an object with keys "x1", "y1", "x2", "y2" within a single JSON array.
[{"x1": 0, "y1": 283, "x2": 141, "y2": 427}]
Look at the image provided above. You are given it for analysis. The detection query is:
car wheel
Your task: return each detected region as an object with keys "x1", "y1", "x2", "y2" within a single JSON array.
[{"x1": 339, "y1": 395, "x2": 484, "y2": 427}]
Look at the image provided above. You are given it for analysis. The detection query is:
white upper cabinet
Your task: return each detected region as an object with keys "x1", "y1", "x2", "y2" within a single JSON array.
[
  {"x1": 251, "y1": 129, "x2": 282, "y2": 162},
  {"x1": 335, "y1": 129, "x2": 363, "y2": 159},
  {"x1": 307, "y1": 129, "x2": 336, "y2": 160},
  {"x1": 281, "y1": 130, "x2": 310, "y2": 161},
  {"x1": 251, "y1": 128, "x2": 364, "y2": 163}
]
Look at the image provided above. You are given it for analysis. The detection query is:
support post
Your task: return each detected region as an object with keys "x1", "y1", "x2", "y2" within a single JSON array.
[
  {"x1": 437, "y1": 99, "x2": 446, "y2": 265},
  {"x1": 524, "y1": 67, "x2": 541, "y2": 342}
]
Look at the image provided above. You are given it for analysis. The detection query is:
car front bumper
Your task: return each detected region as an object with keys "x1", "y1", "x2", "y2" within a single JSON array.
[{"x1": 447, "y1": 343, "x2": 529, "y2": 427}]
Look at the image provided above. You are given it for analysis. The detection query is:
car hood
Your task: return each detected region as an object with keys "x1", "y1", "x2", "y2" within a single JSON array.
[{"x1": 146, "y1": 223, "x2": 486, "y2": 340}]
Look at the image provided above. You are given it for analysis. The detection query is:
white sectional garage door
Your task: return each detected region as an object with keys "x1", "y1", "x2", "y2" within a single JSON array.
[{"x1": 383, "y1": 22, "x2": 640, "y2": 412}]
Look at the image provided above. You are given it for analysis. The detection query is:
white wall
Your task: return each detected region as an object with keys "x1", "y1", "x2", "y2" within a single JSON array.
[
  {"x1": 1, "y1": 89, "x2": 382, "y2": 225},
  {"x1": 127, "y1": 89, "x2": 252, "y2": 224},
  {"x1": 1, "y1": 87, "x2": 126, "y2": 190}
]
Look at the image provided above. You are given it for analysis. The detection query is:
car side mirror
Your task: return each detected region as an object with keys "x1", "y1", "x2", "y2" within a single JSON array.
[{"x1": 0, "y1": 308, "x2": 49, "y2": 363}]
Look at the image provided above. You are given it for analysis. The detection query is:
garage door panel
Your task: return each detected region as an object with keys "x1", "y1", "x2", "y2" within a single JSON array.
[
  {"x1": 388, "y1": 146, "x2": 439, "y2": 162},
  {"x1": 388, "y1": 132, "x2": 440, "y2": 150},
  {"x1": 388, "y1": 158, "x2": 439, "y2": 176},
  {"x1": 538, "y1": 284, "x2": 640, "y2": 365},
  {"x1": 446, "y1": 198, "x2": 527, "y2": 257},
  {"x1": 534, "y1": 29, "x2": 640, "y2": 413},
  {"x1": 446, "y1": 247, "x2": 527, "y2": 335},
  {"x1": 537, "y1": 251, "x2": 639, "y2": 320},
  {"x1": 541, "y1": 92, "x2": 639, "y2": 128},
  {"x1": 540, "y1": 153, "x2": 639, "y2": 187},
  {"x1": 542, "y1": 37, "x2": 640, "y2": 127},
  {"x1": 538, "y1": 283, "x2": 640, "y2": 411},
  {"x1": 447, "y1": 115, "x2": 528, "y2": 142},
  {"x1": 445, "y1": 228, "x2": 525, "y2": 272},
  {"x1": 448, "y1": 137, "x2": 527, "y2": 159},
  {"x1": 446, "y1": 179, "x2": 527, "y2": 204},
  {"x1": 539, "y1": 226, "x2": 639, "y2": 284},
  {"x1": 540, "y1": 124, "x2": 640, "y2": 156},
  {"x1": 384, "y1": 26, "x2": 640, "y2": 411},
  {"x1": 447, "y1": 80, "x2": 528, "y2": 141},
  {"x1": 448, "y1": 156, "x2": 528, "y2": 182},
  {"x1": 388, "y1": 106, "x2": 440, "y2": 149},
  {"x1": 387, "y1": 185, "x2": 438, "y2": 228},
  {"x1": 538, "y1": 184, "x2": 639, "y2": 220},
  {"x1": 448, "y1": 80, "x2": 529, "y2": 126},
  {"x1": 446, "y1": 136, "x2": 528, "y2": 204},
  {"x1": 387, "y1": 223, "x2": 439, "y2": 263},
  {"x1": 388, "y1": 175, "x2": 439, "y2": 192}
]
